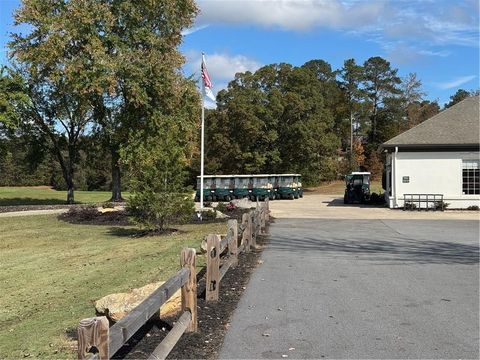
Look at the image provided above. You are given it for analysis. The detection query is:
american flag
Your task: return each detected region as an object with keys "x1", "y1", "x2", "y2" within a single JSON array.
[
  {"x1": 201, "y1": 53, "x2": 215, "y2": 101},
  {"x1": 201, "y1": 58, "x2": 212, "y2": 89}
]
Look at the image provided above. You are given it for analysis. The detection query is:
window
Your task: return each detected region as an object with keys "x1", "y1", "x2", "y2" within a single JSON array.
[{"x1": 462, "y1": 160, "x2": 479, "y2": 195}]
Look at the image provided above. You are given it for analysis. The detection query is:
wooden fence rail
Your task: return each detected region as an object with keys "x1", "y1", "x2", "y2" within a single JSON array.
[
  {"x1": 77, "y1": 198, "x2": 271, "y2": 359},
  {"x1": 206, "y1": 199, "x2": 269, "y2": 302},
  {"x1": 77, "y1": 248, "x2": 197, "y2": 360}
]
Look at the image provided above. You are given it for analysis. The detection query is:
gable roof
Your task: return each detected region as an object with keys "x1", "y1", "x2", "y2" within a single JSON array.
[{"x1": 381, "y1": 95, "x2": 479, "y2": 150}]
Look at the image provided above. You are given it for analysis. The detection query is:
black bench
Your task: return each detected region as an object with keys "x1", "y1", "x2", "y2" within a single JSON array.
[{"x1": 403, "y1": 194, "x2": 445, "y2": 211}]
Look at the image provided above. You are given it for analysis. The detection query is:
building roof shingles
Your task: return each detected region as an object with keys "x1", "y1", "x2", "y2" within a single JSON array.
[{"x1": 382, "y1": 95, "x2": 479, "y2": 149}]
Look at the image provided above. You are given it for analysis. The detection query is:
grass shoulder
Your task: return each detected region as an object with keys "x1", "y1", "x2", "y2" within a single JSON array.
[
  {"x1": 0, "y1": 214, "x2": 225, "y2": 358},
  {"x1": 0, "y1": 187, "x2": 123, "y2": 206}
]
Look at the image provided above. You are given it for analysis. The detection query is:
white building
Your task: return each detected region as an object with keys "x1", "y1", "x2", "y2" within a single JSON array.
[{"x1": 381, "y1": 96, "x2": 479, "y2": 209}]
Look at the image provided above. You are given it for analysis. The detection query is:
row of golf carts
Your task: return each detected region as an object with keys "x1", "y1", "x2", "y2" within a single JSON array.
[{"x1": 195, "y1": 174, "x2": 303, "y2": 202}]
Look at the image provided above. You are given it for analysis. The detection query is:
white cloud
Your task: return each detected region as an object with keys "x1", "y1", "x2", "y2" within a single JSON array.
[
  {"x1": 196, "y1": 0, "x2": 386, "y2": 31},
  {"x1": 183, "y1": 51, "x2": 262, "y2": 107},
  {"x1": 181, "y1": 24, "x2": 210, "y2": 36},
  {"x1": 434, "y1": 75, "x2": 477, "y2": 90},
  {"x1": 185, "y1": 50, "x2": 262, "y2": 85},
  {"x1": 194, "y1": 0, "x2": 479, "y2": 60}
]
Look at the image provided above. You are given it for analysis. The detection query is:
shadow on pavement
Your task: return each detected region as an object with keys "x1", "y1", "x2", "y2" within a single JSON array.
[
  {"x1": 270, "y1": 233, "x2": 479, "y2": 265},
  {"x1": 324, "y1": 197, "x2": 387, "y2": 208}
]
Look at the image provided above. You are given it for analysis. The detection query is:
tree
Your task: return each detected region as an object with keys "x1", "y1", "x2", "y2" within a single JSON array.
[
  {"x1": 338, "y1": 59, "x2": 365, "y2": 158},
  {"x1": 445, "y1": 89, "x2": 471, "y2": 108},
  {"x1": 405, "y1": 100, "x2": 439, "y2": 130},
  {"x1": 8, "y1": 0, "x2": 110, "y2": 202},
  {"x1": 203, "y1": 62, "x2": 340, "y2": 185},
  {"x1": 362, "y1": 56, "x2": 401, "y2": 145},
  {"x1": 401, "y1": 73, "x2": 425, "y2": 104},
  {"x1": 0, "y1": 67, "x2": 27, "y2": 133},
  {"x1": 122, "y1": 112, "x2": 196, "y2": 231},
  {"x1": 10, "y1": 0, "x2": 199, "y2": 203}
]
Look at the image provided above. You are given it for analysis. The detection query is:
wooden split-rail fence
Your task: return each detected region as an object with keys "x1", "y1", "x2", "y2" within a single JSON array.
[{"x1": 77, "y1": 199, "x2": 270, "y2": 360}]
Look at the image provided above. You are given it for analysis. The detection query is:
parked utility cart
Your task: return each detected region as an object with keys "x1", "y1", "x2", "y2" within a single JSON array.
[
  {"x1": 344, "y1": 172, "x2": 371, "y2": 204},
  {"x1": 195, "y1": 176, "x2": 216, "y2": 202},
  {"x1": 250, "y1": 175, "x2": 272, "y2": 201},
  {"x1": 277, "y1": 174, "x2": 302, "y2": 199},
  {"x1": 233, "y1": 175, "x2": 252, "y2": 199}
]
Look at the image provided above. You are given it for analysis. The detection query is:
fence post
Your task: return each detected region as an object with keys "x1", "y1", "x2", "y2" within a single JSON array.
[
  {"x1": 77, "y1": 316, "x2": 109, "y2": 360},
  {"x1": 261, "y1": 203, "x2": 266, "y2": 231},
  {"x1": 180, "y1": 248, "x2": 197, "y2": 332},
  {"x1": 240, "y1": 213, "x2": 248, "y2": 253},
  {"x1": 206, "y1": 234, "x2": 220, "y2": 301},
  {"x1": 265, "y1": 198, "x2": 270, "y2": 222},
  {"x1": 251, "y1": 210, "x2": 257, "y2": 248},
  {"x1": 227, "y1": 219, "x2": 238, "y2": 267},
  {"x1": 246, "y1": 211, "x2": 253, "y2": 252}
]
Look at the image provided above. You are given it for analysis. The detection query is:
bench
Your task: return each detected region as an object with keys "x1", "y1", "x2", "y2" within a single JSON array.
[{"x1": 403, "y1": 194, "x2": 445, "y2": 211}]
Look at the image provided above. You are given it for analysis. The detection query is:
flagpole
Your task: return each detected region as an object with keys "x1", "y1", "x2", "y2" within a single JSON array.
[{"x1": 200, "y1": 52, "x2": 205, "y2": 210}]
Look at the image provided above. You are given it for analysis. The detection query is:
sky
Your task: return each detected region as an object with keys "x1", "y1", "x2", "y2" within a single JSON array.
[{"x1": 1, "y1": 0, "x2": 479, "y2": 107}]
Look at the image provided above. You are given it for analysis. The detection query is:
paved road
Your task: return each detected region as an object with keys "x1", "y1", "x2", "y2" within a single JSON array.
[
  {"x1": 0, "y1": 208, "x2": 68, "y2": 217},
  {"x1": 269, "y1": 194, "x2": 480, "y2": 220},
  {"x1": 220, "y1": 218, "x2": 479, "y2": 359}
]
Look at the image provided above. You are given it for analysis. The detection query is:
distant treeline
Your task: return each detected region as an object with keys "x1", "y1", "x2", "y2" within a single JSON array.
[{"x1": 0, "y1": 57, "x2": 476, "y2": 190}]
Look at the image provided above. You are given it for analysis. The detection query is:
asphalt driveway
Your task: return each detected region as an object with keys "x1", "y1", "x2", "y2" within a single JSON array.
[{"x1": 219, "y1": 218, "x2": 479, "y2": 359}]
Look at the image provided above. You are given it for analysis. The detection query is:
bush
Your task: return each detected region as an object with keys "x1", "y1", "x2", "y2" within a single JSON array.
[
  {"x1": 102, "y1": 202, "x2": 115, "y2": 209},
  {"x1": 200, "y1": 209, "x2": 217, "y2": 221},
  {"x1": 127, "y1": 191, "x2": 194, "y2": 231},
  {"x1": 434, "y1": 201, "x2": 449, "y2": 210},
  {"x1": 467, "y1": 205, "x2": 479, "y2": 211},
  {"x1": 215, "y1": 202, "x2": 228, "y2": 213},
  {"x1": 369, "y1": 192, "x2": 386, "y2": 205},
  {"x1": 404, "y1": 201, "x2": 417, "y2": 210},
  {"x1": 215, "y1": 202, "x2": 237, "y2": 213}
]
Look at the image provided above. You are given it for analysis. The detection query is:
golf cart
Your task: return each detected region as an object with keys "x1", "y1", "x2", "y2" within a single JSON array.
[{"x1": 344, "y1": 172, "x2": 371, "y2": 204}]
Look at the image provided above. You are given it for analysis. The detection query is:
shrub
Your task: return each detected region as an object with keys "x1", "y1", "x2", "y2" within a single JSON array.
[
  {"x1": 200, "y1": 209, "x2": 217, "y2": 221},
  {"x1": 215, "y1": 202, "x2": 228, "y2": 213},
  {"x1": 127, "y1": 191, "x2": 194, "y2": 231},
  {"x1": 404, "y1": 201, "x2": 417, "y2": 210},
  {"x1": 434, "y1": 201, "x2": 449, "y2": 210},
  {"x1": 467, "y1": 205, "x2": 479, "y2": 211},
  {"x1": 226, "y1": 202, "x2": 237, "y2": 211},
  {"x1": 120, "y1": 114, "x2": 198, "y2": 232},
  {"x1": 369, "y1": 192, "x2": 386, "y2": 205},
  {"x1": 102, "y1": 202, "x2": 115, "y2": 209},
  {"x1": 216, "y1": 202, "x2": 237, "y2": 213}
]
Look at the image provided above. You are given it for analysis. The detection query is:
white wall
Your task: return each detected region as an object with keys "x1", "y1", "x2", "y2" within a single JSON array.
[{"x1": 388, "y1": 151, "x2": 480, "y2": 209}]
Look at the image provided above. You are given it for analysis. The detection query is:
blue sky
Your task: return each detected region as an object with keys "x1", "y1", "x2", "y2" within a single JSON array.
[{"x1": 1, "y1": 0, "x2": 479, "y2": 107}]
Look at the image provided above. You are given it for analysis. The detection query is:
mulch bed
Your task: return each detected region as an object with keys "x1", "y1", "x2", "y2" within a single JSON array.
[
  {"x1": 112, "y1": 232, "x2": 270, "y2": 360},
  {"x1": 58, "y1": 206, "x2": 131, "y2": 226}
]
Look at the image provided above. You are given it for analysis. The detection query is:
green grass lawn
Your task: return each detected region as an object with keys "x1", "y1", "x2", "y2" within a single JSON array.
[
  {"x1": 0, "y1": 215, "x2": 225, "y2": 358},
  {"x1": 0, "y1": 187, "x2": 121, "y2": 206},
  {"x1": 305, "y1": 179, "x2": 383, "y2": 195}
]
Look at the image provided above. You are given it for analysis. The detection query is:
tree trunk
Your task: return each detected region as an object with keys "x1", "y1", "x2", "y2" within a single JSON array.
[
  {"x1": 110, "y1": 147, "x2": 123, "y2": 202},
  {"x1": 49, "y1": 136, "x2": 75, "y2": 204},
  {"x1": 66, "y1": 183, "x2": 75, "y2": 204}
]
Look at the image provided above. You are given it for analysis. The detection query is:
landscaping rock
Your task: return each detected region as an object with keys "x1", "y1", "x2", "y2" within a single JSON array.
[
  {"x1": 95, "y1": 281, "x2": 181, "y2": 322},
  {"x1": 215, "y1": 210, "x2": 229, "y2": 219},
  {"x1": 231, "y1": 198, "x2": 253, "y2": 209}
]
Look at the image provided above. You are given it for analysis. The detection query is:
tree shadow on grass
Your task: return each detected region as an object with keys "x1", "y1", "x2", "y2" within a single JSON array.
[
  {"x1": 107, "y1": 226, "x2": 186, "y2": 238},
  {"x1": 107, "y1": 227, "x2": 141, "y2": 237},
  {"x1": 0, "y1": 197, "x2": 70, "y2": 206}
]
